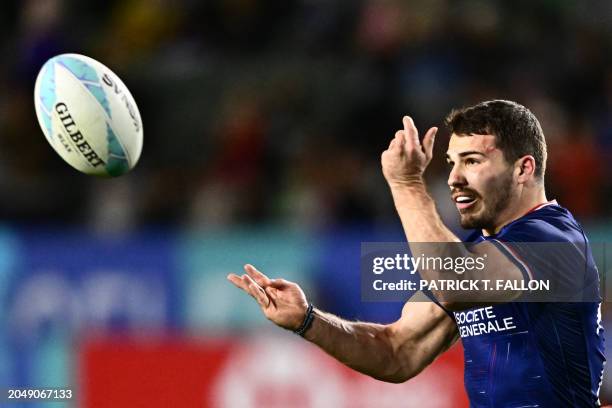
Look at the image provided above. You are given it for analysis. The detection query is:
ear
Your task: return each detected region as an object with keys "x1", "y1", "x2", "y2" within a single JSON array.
[{"x1": 515, "y1": 155, "x2": 536, "y2": 183}]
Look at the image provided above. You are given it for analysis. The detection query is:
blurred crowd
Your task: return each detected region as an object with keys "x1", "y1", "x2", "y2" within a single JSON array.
[
  {"x1": 0, "y1": 0, "x2": 611, "y2": 232},
  {"x1": 1, "y1": 1, "x2": 612, "y2": 405}
]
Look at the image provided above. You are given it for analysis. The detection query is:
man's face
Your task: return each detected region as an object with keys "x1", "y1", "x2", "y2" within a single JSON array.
[{"x1": 446, "y1": 133, "x2": 516, "y2": 230}]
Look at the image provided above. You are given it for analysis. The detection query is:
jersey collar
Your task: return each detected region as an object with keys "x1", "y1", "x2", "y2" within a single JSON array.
[
  {"x1": 524, "y1": 199, "x2": 558, "y2": 216},
  {"x1": 481, "y1": 199, "x2": 559, "y2": 239}
]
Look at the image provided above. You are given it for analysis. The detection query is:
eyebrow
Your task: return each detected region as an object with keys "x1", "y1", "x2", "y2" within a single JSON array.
[{"x1": 445, "y1": 151, "x2": 487, "y2": 160}]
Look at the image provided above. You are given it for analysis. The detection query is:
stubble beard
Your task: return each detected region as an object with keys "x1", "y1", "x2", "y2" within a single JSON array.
[{"x1": 459, "y1": 170, "x2": 515, "y2": 231}]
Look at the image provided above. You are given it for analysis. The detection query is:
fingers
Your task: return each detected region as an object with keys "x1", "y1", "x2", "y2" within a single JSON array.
[
  {"x1": 268, "y1": 278, "x2": 290, "y2": 289},
  {"x1": 265, "y1": 286, "x2": 278, "y2": 301},
  {"x1": 244, "y1": 264, "x2": 271, "y2": 287},
  {"x1": 243, "y1": 274, "x2": 271, "y2": 307},
  {"x1": 227, "y1": 273, "x2": 270, "y2": 307},
  {"x1": 398, "y1": 116, "x2": 437, "y2": 159},
  {"x1": 265, "y1": 286, "x2": 278, "y2": 297},
  {"x1": 395, "y1": 130, "x2": 405, "y2": 147},
  {"x1": 422, "y1": 127, "x2": 438, "y2": 160},
  {"x1": 387, "y1": 130, "x2": 404, "y2": 153},
  {"x1": 227, "y1": 273, "x2": 248, "y2": 290},
  {"x1": 402, "y1": 116, "x2": 419, "y2": 150}
]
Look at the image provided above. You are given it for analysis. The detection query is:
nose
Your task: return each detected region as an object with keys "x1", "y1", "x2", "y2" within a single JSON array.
[{"x1": 448, "y1": 164, "x2": 467, "y2": 189}]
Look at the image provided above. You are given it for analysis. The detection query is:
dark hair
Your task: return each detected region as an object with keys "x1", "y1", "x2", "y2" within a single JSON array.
[{"x1": 445, "y1": 100, "x2": 547, "y2": 180}]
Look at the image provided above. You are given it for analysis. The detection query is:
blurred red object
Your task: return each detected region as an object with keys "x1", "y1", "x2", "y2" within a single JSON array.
[
  {"x1": 79, "y1": 333, "x2": 468, "y2": 408},
  {"x1": 79, "y1": 336, "x2": 234, "y2": 408}
]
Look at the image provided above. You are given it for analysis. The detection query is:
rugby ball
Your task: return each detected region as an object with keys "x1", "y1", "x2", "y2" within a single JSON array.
[{"x1": 34, "y1": 53, "x2": 143, "y2": 177}]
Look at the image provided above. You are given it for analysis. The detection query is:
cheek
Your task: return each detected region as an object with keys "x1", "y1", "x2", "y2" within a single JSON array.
[
  {"x1": 466, "y1": 166, "x2": 500, "y2": 194},
  {"x1": 465, "y1": 167, "x2": 489, "y2": 187}
]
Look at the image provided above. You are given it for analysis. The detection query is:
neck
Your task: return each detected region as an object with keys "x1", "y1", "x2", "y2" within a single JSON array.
[{"x1": 482, "y1": 187, "x2": 548, "y2": 236}]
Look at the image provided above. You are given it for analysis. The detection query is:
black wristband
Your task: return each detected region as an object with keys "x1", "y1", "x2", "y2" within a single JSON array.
[{"x1": 294, "y1": 304, "x2": 315, "y2": 337}]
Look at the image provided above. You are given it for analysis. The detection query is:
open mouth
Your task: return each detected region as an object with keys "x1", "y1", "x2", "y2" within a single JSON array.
[{"x1": 454, "y1": 194, "x2": 478, "y2": 211}]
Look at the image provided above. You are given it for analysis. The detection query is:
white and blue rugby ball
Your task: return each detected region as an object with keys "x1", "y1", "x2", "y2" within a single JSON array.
[{"x1": 34, "y1": 53, "x2": 143, "y2": 177}]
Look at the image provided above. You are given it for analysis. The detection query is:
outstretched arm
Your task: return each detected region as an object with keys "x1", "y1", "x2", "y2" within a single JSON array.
[
  {"x1": 228, "y1": 265, "x2": 458, "y2": 383},
  {"x1": 304, "y1": 291, "x2": 459, "y2": 382}
]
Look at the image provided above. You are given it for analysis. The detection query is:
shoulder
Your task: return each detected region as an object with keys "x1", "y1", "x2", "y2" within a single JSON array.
[{"x1": 496, "y1": 203, "x2": 585, "y2": 244}]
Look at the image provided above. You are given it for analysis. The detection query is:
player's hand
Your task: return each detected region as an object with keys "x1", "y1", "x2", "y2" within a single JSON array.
[
  {"x1": 381, "y1": 116, "x2": 438, "y2": 188},
  {"x1": 227, "y1": 264, "x2": 309, "y2": 331}
]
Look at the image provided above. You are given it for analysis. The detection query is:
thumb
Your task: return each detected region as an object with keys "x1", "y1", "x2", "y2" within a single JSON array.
[
  {"x1": 422, "y1": 127, "x2": 438, "y2": 160},
  {"x1": 265, "y1": 286, "x2": 279, "y2": 300}
]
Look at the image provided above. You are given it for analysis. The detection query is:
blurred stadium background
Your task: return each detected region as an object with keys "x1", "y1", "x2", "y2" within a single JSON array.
[{"x1": 0, "y1": 0, "x2": 611, "y2": 407}]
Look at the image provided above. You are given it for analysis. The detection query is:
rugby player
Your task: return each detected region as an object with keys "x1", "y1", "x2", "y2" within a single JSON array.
[{"x1": 228, "y1": 100, "x2": 605, "y2": 407}]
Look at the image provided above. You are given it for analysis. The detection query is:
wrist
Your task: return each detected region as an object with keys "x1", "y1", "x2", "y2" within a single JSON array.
[
  {"x1": 294, "y1": 303, "x2": 315, "y2": 337},
  {"x1": 389, "y1": 181, "x2": 429, "y2": 199},
  {"x1": 390, "y1": 181, "x2": 436, "y2": 212},
  {"x1": 388, "y1": 177, "x2": 426, "y2": 191}
]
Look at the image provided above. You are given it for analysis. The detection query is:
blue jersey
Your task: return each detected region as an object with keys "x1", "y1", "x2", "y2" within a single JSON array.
[{"x1": 453, "y1": 202, "x2": 605, "y2": 407}]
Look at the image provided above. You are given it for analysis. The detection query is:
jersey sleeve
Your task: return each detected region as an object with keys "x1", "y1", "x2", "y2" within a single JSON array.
[
  {"x1": 489, "y1": 217, "x2": 595, "y2": 302},
  {"x1": 420, "y1": 288, "x2": 456, "y2": 318}
]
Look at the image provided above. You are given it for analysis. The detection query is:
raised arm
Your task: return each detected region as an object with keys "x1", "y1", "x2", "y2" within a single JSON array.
[
  {"x1": 228, "y1": 265, "x2": 458, "y2": 383},
  {"x1": 381, "y1": 116, "x2": 527, "y2": 308}
]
